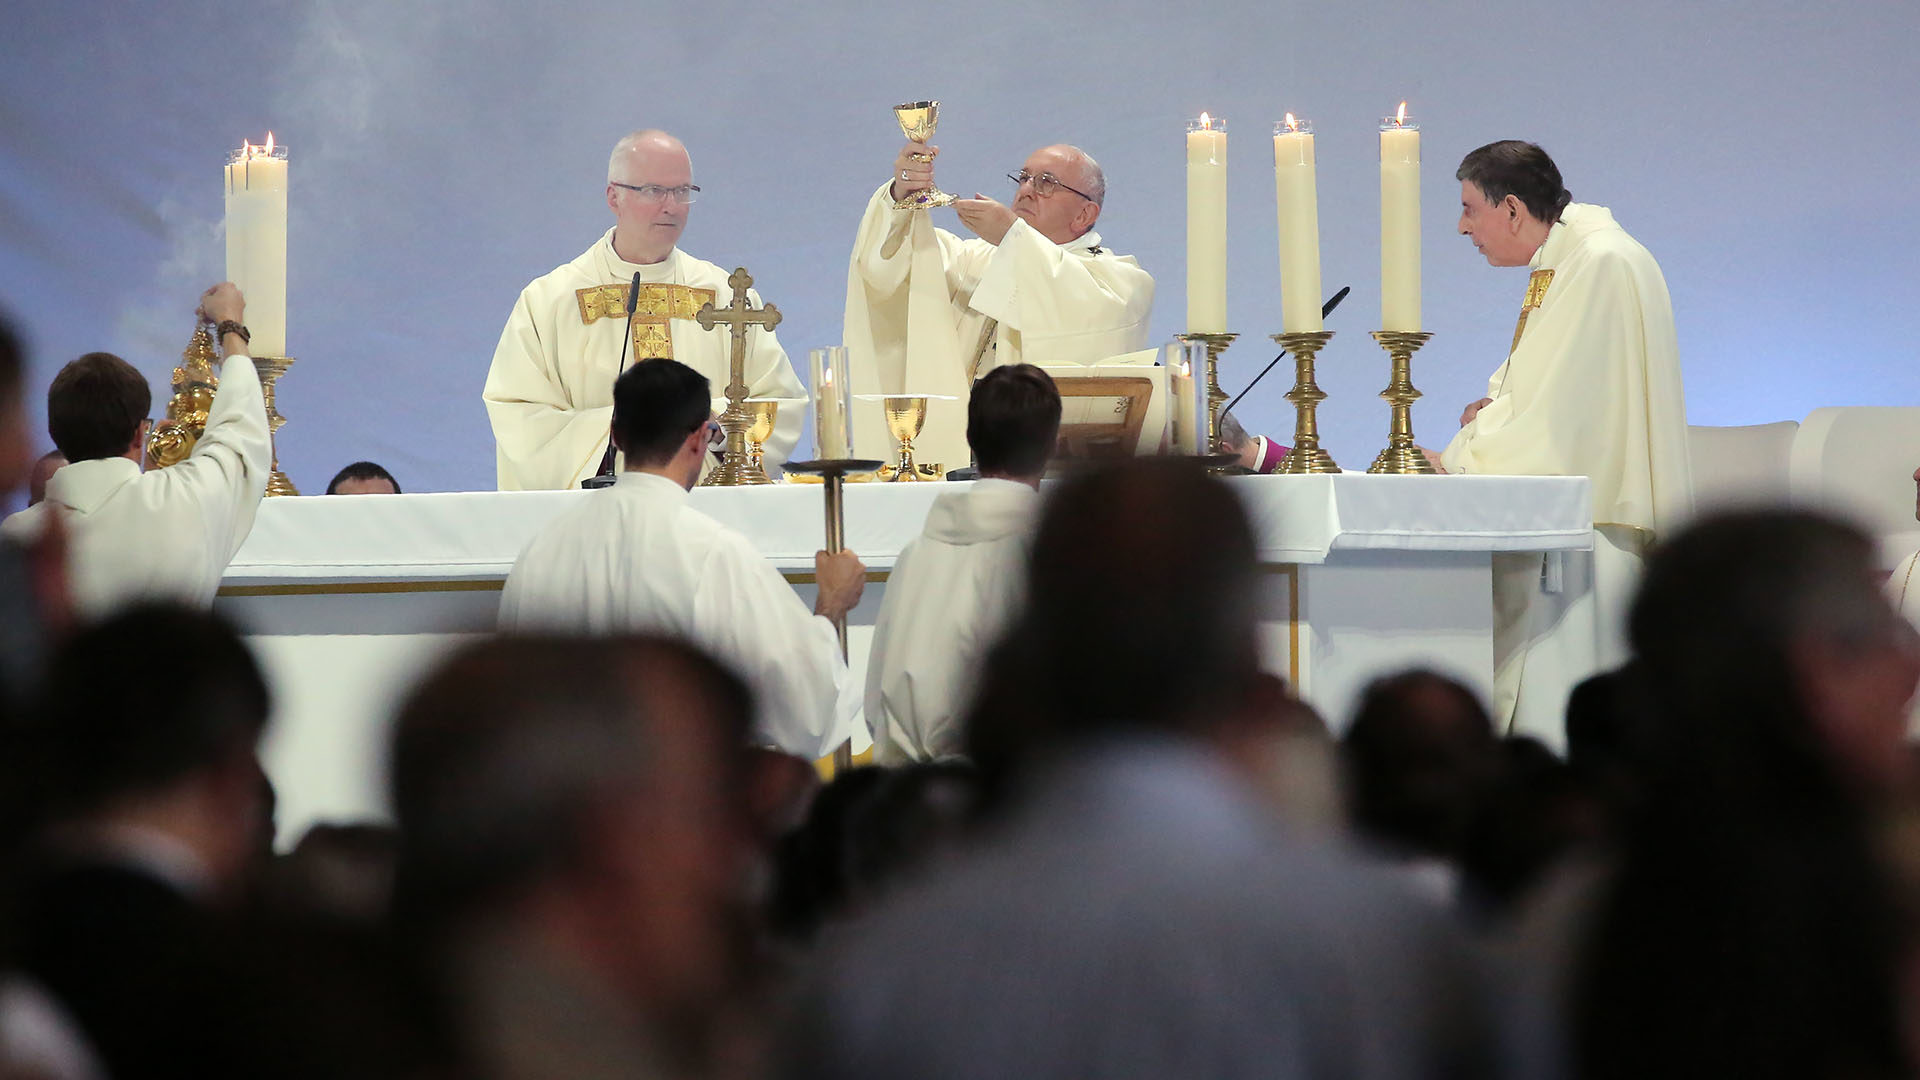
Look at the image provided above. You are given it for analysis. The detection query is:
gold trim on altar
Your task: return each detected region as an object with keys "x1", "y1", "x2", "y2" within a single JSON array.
[
  {"x1": 575, "y1": 282, "x2": 719, "y2": 361},
  {"x1": 1508, "y1": 268, "x2": 1555, "y2": 356}
]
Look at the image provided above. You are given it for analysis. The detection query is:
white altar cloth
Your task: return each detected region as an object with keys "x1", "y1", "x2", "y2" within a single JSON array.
[
  {"x1": 216, "y1": 474, "x2": 1592, "y2": 845},
  {"x1": 225, "y1": 474, "x2": 1593, "y2": 580}
]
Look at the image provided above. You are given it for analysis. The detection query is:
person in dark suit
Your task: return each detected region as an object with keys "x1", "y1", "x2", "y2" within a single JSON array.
[{"x1": 3, "y1": 603, "x2": 272, "y2": 1080}]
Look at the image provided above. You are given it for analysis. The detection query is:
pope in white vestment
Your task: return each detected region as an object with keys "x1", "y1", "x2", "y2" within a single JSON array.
[
  {"x1": 1441, "y1": 143, "x2": 1692, "y2": 746},
  {"x1": 867, "y1": 478, "x2": 1038, "y2": 763},
  {"x1": 844, "y1": 143, "x2": 1154, "y2": 469},
  {"x1": 1, "y1": 291, "x2": 269, "y2": 620},
  {"x1": 497, "y1": 358, "x2": 861, "y2": 760},
  {"x1": 484, "y1": 130, "x2": 806, "y2": 491}
]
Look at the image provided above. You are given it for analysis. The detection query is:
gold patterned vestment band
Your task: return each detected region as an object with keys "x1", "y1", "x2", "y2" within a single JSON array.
[
  {"x1": 1508, "y1": 269, "x2": 1554, "y2": 356},
  {"x1": 574, "y1": 283, "x2": 718, "y2": 362}
]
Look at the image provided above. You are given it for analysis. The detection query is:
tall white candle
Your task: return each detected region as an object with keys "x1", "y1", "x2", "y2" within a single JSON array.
[
  {"x1": 1379, "y1": 104, "x2": 1421, "y2": 332},
  {"x1": 1185, "y1": 114, "x2": 1228, "y2": 334},
  {"x1": 224, "y1": 134, "x2": 289, "y2": 356},
  {"x1": 1272, "y1": 115, "x2": 1323, "y2": 333}
]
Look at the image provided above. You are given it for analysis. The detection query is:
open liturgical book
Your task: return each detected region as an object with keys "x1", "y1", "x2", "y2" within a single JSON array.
[{"x1": 1040, "y1": 346, "x2": 1191, "y2": 459}]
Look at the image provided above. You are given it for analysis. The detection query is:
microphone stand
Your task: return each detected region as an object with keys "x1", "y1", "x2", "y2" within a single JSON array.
[
  {"x1": 582, "y1": 271, "x2": 644, "y2": 490},
  {"x1": 1222, "y1": 286, "x2": 1350, "y2": 424}
]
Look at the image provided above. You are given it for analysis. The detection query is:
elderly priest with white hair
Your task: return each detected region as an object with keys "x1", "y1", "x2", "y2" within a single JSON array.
[
  {"x1": 1430, "y1": 140, "x2": 1693, "y2": 746},
  {"x1": 844, "y1": 139, "x2": 1155, "y2": 467},
  {"x1": 484, "y1": 130, "x2": 807, "y2": 490},
  {"x1": 498, "y1": 358, "x2": 866, "y2": 760}
]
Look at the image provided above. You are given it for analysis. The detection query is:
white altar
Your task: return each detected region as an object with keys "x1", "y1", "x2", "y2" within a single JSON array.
[{"x1": 215, "y1": 474, "x2": 1593, "y2": 844}]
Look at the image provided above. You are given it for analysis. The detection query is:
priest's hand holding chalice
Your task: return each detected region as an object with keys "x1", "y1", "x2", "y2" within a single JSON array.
[{"x1": 890, "y1": 101, "x2": 956, "y2": 210}]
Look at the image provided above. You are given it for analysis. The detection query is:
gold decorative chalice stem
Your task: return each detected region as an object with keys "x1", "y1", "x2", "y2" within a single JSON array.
[
  {"x1": 892, "y1": 100, "x2": 957, "y2": 211},
  {"x1": 251, "y1": 355, "x2": 300, "y2": 495},
  {"x1": 882, "y1": 395, "x2": 931, "y2": 481},
  {"x1": 1367, "y1": 330, "x2": 1438, "y2": 475},
  {"x1": 1272, "y1": 331, "x2": 1339, "y2": 474},
  {"x1": 743, "y1": 400, "x2": 780, "y2": 484}
]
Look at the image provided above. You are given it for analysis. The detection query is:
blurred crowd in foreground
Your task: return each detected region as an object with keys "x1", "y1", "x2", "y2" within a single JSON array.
[{"x1": 0, "y1": 454, "x2": 1916, "y2": 1080}]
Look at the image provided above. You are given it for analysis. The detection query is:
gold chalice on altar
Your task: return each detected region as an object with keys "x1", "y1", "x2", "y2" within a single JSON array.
[
  {"x1": 858, "y1": 393, "x2": 954, "y2": 481},
  {"x1": 892, "y1": 100, "x2": 956, "y2": 210},
  {"x1": 741, "y1": 397, "x2": 808, "y2": 483}
]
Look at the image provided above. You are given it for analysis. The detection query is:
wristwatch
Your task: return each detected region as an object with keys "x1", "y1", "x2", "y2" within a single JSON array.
[{"x1": 214, "y1": 320, "x2": 250, "y2": 345}]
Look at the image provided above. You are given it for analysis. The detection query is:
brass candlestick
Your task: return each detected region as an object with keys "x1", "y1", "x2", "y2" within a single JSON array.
[
  {"x1": 1272, "y1": 330, "x2": 1339, "y2": 474},
  {"x1": 252, "y1": 355, "x2": 299, "y2": 496},
  {"x1": 1178, "y1": 332, "x2": 1238, "y2": 466},
  {"x1": 1366, "y1": 330, "x2": 1438, "y2": 475}
]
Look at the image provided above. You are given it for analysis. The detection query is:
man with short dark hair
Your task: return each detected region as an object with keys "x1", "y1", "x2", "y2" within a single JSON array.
[
  {"x1": 390, "y1": 635, "x2": 756, "y2": 1080},
  {"x1": 1430, "y1": 140, "x2": 1692, "y2": 745},
  {"x1": 0, "y1": 284, "x2": 269, "y2": 619},
  {"x1": 498, "y1": 358, "x2": 865, "y2": 759},
  {"x1": 865, "y1": 364, "x2": 1061, "y2": 763},
  {"x1": 324, "y1": 460, "x2": 400, "y2": 495}
]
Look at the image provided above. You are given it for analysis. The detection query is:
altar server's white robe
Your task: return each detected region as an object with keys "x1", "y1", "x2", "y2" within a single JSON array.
[
  {"x1": 844, "y1": 182, "x2": 1155, "y2": 469},
  {"x1": 1441, "y1": 204, "x2": 1692, "y2": 748},
  {"x1": 0, "y1": 354, "x2": 269, "y2": 620},
  {"x1": 497, "y1": 471, "x2": 857, "y2": 759},
  {"x1": 485, "y1": 233, "x2": 807, "y2": 491},
  {"x1": 866, "y1": 479, "x2": 1037, "y2": 764}
]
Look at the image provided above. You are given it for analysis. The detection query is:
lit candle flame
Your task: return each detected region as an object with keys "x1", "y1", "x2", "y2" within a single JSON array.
[
  {"x1": 264, "y1": 131, "x2": 275, "y2": 153},
  {"x1": 1395, "y1": 101, "x2": 1407, "y2": 125},
  {"x1": 1284, "y1": 112, "x2": 1297, "y2": 131},
  {"x1": 1199, "y1": 111, "x2": 1212, "y2": 130}
]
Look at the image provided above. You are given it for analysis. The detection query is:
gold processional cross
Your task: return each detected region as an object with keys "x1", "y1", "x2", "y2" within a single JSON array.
[{"x1": 694, "y1": 267, "x2": 782, "y2": 486}]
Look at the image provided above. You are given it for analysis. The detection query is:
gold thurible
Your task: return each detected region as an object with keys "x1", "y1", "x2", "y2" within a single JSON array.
[
  {"x1": 1366, "y1": 331, "x2": 1437, "y2": 475},
  {"x1": 1272, "y1": 331, "x2": 1338, "y2": 474}
]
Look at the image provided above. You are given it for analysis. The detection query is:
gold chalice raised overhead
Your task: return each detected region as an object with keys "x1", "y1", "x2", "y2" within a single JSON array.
[{"x1": 892, "y1": 100, "x2": 957, "y2": 210}]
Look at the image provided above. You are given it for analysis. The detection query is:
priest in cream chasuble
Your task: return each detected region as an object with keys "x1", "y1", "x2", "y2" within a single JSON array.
[
  {"x1": 1440, "y1": 142, "x2": 1693, "y2": 747},
  {"x1": 843, "y1": 143, "x2": 1154, "y2": 469},
  {"x1": 485, "y1": 130, "x2": 805, "y2": 490}
]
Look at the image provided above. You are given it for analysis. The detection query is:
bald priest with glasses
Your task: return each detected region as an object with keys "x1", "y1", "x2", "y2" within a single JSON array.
[
  {"x1": 484, "y1": 130, "x2": 807, "y2": 490},
  {"x1": 843, "y1": 142, "x2": 1155, "y2": 468}
]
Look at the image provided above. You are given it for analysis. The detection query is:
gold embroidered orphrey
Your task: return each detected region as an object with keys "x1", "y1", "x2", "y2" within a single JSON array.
[
  {"x1": 574, "y1": 282, "x2": 717, "y2": 362},
  {"x1": 1508, "y1": 268, "x2": 1555, "y2": 356}
]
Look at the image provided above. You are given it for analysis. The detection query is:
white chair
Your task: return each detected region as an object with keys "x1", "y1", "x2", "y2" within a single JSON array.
[
  {"x1": 1687, "y1": 421, "x2": 1799, "y2": 512},
  {"x1": 1788, "y1": 407, "x2": 1920, "y2": 567}
]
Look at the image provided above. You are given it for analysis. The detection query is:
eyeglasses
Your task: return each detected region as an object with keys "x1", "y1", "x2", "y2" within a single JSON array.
[
  {"x1": 611, "y1": 181, "x2": 701, "y2": 204},
  {"x1": 1007, "y1": 170, "x2": 1094, "y2": 203}
]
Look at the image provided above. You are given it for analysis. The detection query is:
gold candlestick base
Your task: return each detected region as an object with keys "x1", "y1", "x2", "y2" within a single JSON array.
[
  {"x1": 251, "y1": 355, "x2": 299, "y2": 496},
  {"x1": 1178, "y1": 332, "x2": 1239, "y2": 470},
  {"x1": 1367, "y1": 331, "x2": 1438, "y2": 475},
  {"x1": 1271, "y1": 331, "x2": 1339, "y2": 474}
]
